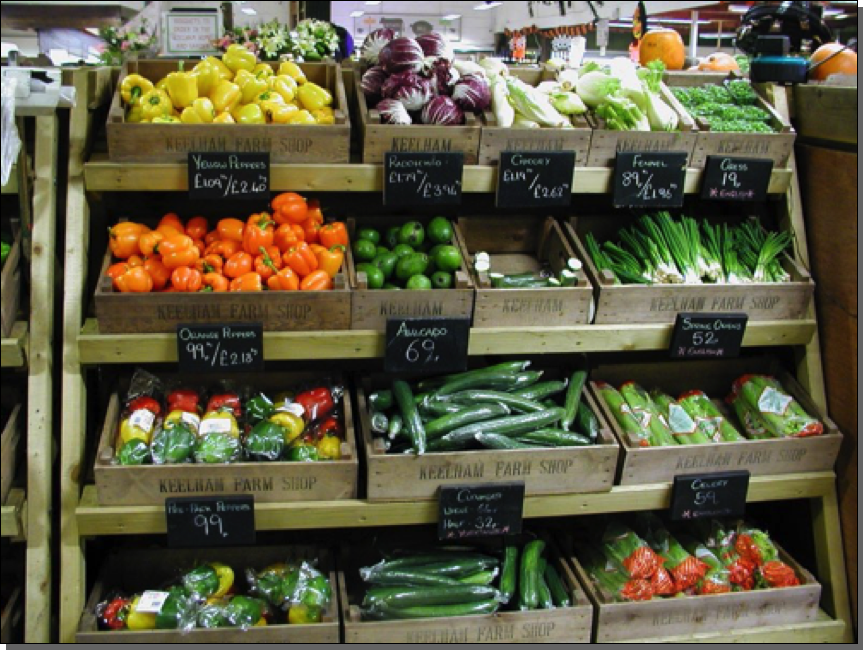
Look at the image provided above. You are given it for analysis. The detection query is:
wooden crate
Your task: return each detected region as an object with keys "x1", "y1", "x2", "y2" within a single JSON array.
[
  {"x1": 567, "y1": 540, "x2": 821, "y2": 642},
  {"x1": 76, "y1": 546, "x2": 340, "y2": 643},
  {"x1": 585, "y1": 82, "x2": 697, "y2": 167},
  {"x1": 0, "y1": 587, "x2": 22, "y2": 644},
  {"x1": 478, "y1": 68, "x2": 592, "y2": 166},
  {"x1": 792, "y1": 84, "x2": 857, "y2": 146},
  {"x1": 107, "y1": 60, "x2": 350, "y2": 164},
  {"x1": 346, "y1": 216, "x2": 475, "y2": 330},
  {"x1": 358, "y1": 374, "x2": 619, "y2": 502},
  {"x1": 93, "y1": 247, "x2": 351, "y2": 333},
  {"x1": 663, "y1": 74, "x2": 796, "y2": 168},
  {"x1": 564, "y1": 217, "x2": 815, "y2": 325},
  {"x1": 0, "y1": 231, "x2": 21, "y2": 339},
  {"x1": 454, "y1": 216, "x2": 593, "y2": 328},
  {"x1": 340, "y1": 536, "x2": 593, "y2": 644},
  {"x1": 93, "y1": 372, "x2": 358, "y2": 505},
  {"x1": 587, "y1": 357, "x2": 843, "y2": 485},
  {"x1": 352, "y1": 68, "x2": 483, "y2": 164},
  {"x1": 0, "y1": 404, "x2": 21, "y2": 505}
]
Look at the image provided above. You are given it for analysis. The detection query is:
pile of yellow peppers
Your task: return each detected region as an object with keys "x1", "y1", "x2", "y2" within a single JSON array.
[{"x1": 122, "y1": 45, "x2": 335, "y2": 125}]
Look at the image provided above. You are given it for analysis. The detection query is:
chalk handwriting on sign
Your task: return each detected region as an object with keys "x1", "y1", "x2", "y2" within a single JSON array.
[
  {"x1": 438, "y1": 482, "x2": 525, "y2": 540},
  {"x1": 166, "y1": 496, "x2": 256, "y2": 548},
  {"x1": 614, "y1": 152, "x2": 687, "y2": 208},
  {"x1": 702, "y1": 156, "x2": 773, "y2": 202},
  {"x1": 385, "y1": 317, "x2": 470, "y2": 374},
  {"x1": 670, "y1": 313, "x2": 748, "y2": 359},
  {"x1": 496, "y1": 151, "x2": 575, "y2": 208},
  {"x1": 188, "y1": 152, "x2": 269, "y2": 201},
  {"x1": 671, "y1": 471, "x2": 750, "y2": 521},
  {"x1": 384, "y1": 153, "x2": 464, "y2": 206},
  {"x1": 177, "y1": 323, "x2": 264, "y2": 372}
]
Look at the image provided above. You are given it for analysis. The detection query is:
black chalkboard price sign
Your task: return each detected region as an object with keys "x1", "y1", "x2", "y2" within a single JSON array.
[
  {"x1": 176, "y1": 323, "x2": 264, "y2": 372},
  {"x1": 438, "y1": 482, "x2": 526, "y2": 540},
  {"x1": 383, "y1": 152, "x2": 464, "y2": 206},
  {"x1": 670, "y1": 471, "x2": 750, "y2": 521},
  {"x1": 166, "y1": 496, "x2": 256, "y2": 548},
  {"x1": 670, "y1": 313, "x2": 748, "y2": 359},
  {"x1": 384, "y1": 317, "x2": 470, "y2": 374},
  {"x1": 495, "y1": 151, "x2": 575, "y2": 208},
  {"x1": 701, "y1": 156, "x2": 774, "y2": 202},
  {"x1": 188, "y1": 152, "x2": 269, "y2": 201},
  {"x1": 613, "y1": 151, "x2": 688, "y2": 208}
]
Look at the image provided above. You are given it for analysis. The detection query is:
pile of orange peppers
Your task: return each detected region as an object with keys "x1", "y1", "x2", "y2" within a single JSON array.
[{"x1": 107, "y1": 193, "x2": 348, "y2": 293}]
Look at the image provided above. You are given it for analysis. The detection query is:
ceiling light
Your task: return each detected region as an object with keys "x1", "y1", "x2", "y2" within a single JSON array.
[
  {"x1": 728, "y1": 4, "x2": 751, "y2": 13},
  {"x1": 241, "y1": 7, "x2": 257, "y2": 15},
  {"x1": 350, "y1": 10, "x2": 365, "y2": 18},
  {"x1": 441, "y1": 14, "x2": 462, "y2": 21},
  {"x1": 474, "y1": 2, "x2": 502, "y2": 11}
]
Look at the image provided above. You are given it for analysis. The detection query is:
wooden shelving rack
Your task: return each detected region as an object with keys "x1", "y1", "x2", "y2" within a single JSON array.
[{"x1": 57, "y1": 82, "x2": 853, "y2": 643}]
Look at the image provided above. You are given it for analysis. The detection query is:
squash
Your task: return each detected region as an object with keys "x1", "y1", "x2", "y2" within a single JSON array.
[
  {"x1": 809, "y1": 43, "x2": 857, "y2": 81},
  {"x1": 698, "y1": 52, "x2": 739, "y2": 72},
  {"x1": 639, "y1": 29, "x2": 685, "y2": 71}
]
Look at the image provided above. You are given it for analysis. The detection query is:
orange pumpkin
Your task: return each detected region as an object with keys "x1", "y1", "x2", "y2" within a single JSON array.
[
  {"x1": 698, "y1": 52, "x2": 740, "y2": 72},
  {"x1": 809, "y1": 43, "x2": 857, "y2": 81},
  {"x1": 639, "y1": 28, "x2": 685, "y2": 71}
]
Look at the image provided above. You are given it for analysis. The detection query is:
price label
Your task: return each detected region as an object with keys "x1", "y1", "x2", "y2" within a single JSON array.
[
  {"x1": 384, "y1": 152, "x2": 463, "y2": 206},
  {"x1": 176, "y1": 323, "x2": 264, "y2": 372},
  {"x1": 701, "y1": 156, "x2": 773, "y2": 202},
  {"x1": 166, "y1": 496, "x2": 255, "y2": 548},
  {"x1": 495, "y1": 151, "x2": 575, "y2": 208},
  {"x1": 671, "y1": 471, "x2": 750, "y2": 521},
  {"x1": 438, "y1": 482, "x2": 525, "y2": 540},
  {"x1": 384, "y1": 317, "x2": 470, "y2": 375},
  {"x1": 670, "y1": 313, "x2": 748, "y2": 359},
  {"x1": 188, "y1": 152, "x2": 269, "y2": 201},
  {"x1": 613, "y1": 152, "x2": 687, "y2": 208}
]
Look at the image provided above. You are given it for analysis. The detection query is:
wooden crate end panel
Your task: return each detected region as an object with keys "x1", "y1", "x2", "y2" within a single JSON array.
[
  {"x1": 691, "y1": 132, "x2": 795, "y2": 169},
  {"x1": 471, "y1": 287, "x2": 593, "y2": 328},
  {"x1": 586, "y1": 130, "x2": 696, "y2": 168},
  {"x1": 478, "y1": 126, "x2": 592, "y2": 167},
  {"x1": 0, "y1": 233, "x2": 22, "y2": 339},
  {"x1": 0, "y1": 404, "x2": 21, "y2": 512}
]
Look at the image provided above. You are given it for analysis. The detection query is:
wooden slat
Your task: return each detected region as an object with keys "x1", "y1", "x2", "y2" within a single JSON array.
[
  {"x1": 0, "y1": 165, "x2": 16, "y2": 194},
  {"x1": 83, "y1": 155, "x2": 794, "y2": 195},
  {"x1": 1, "y1": 321, "x2": 28, "y2": 368},
  {"x1": 76, "y1": 472, "x2": 836, "y2": 536},
  {"x1": 0, "y1": 489, "x2": 26, "y2": 538},
  {"x1": 77, "y1": 317, "x2": 817, "y2": 364}
]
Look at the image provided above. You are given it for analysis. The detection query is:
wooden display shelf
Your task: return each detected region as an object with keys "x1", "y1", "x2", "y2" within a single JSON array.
[
  {"x1": 76, "y1": 471, "x2": 835, "y2": 536},
  {"x1": 1, "y1": 489, "x2": 26, "y2": 538},
  {"x1": 77, "y1": 317, "x2": 817, "y2": 364},
  {"x1": 0, "y1": 322, "x2": 27, "y2": 368},
  {"x1": 82, "y1": 155, "x2": 794, "y2": 195}
]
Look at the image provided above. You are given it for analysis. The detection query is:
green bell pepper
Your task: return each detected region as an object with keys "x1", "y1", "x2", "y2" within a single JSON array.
[
  {"x1": 117, "y1": 439, "x2": 151, "y2": 466},
  {"x1": 183, "y1": 564, "x2": 220, "y2": 599},
  {"x1": 245, "y1": 420, "x2": 285, "y2": 462},
  {"x1": 151, "y1": 422, "x2": 196, "y2": 464},
  {"x1": 0, "y1": 239, "x2": 10, "y2": 268},
  {"x1": 194, "y1": 431, "x2": 241, "y2": 464},
  {"x1": 155, "y1": 586, "x2": 194, "y2": 630},
  {"x1": 287, "y1": 443, "x2": 319, "y2": 462},
  {"x1": 245, "y1": 393, "x2": 275, "y2": 424},
  {"x1": 225, "y1": 595, "x2": 266, "y2": 628}
]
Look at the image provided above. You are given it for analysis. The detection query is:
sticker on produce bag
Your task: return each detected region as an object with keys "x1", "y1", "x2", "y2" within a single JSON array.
[
  {"x1": 199, "y1": 417, "x2": 233, "y2": 436},
  {"x1": 758, "y1": 386, "x2": 793, "y2": 416},
  {"x1": 136, "y1": 591, "x2": 171, "y2": 614},
  {"x1": 129, "y1": 409, "x2": 156, "y2": 435},
  {"x1": 181, "y1": 412, "x2": 201, "y2": 432},
  {"x1": 667, "y1": 403, "x2": 697, "y2": 437}
]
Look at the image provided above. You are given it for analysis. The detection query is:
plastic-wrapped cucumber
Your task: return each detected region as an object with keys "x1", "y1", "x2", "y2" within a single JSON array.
[
  {"x1": 424, "y1": 403, "x2": 511, "y2": 440},
  {"x1": 441, "y1": 389, "x2": 546, "y2": 413},
  {"x1": 513, "y1": 380, "x2": 568, "y2": 402}
]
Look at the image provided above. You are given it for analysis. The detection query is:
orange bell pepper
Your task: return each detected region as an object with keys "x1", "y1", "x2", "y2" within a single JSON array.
[
  {"x1": 267, "y1": 267, "x2": 300, "y2": 291},
  {"x1": 204, "y1": 230, "x2": 220, "y2": 246},
  {"x1": 243, "y1": 213, "x2": 275, "y2": 255},
  {"x1": 115, "y1": 266, "x2": 154, "y2": 293},
  {"x1": 224, "y1": 251, "x2": 254, "y2": 278},
  {"x1": 196, "y1": 253, "x2": 224, "y2": 274},
  {"x1": 109, "y1": 222, "x2": 149, "y2": 259},
  {"x1": 282, "y1": 242, "x2": 318, "y2": 277},
  {"x1": 205, "y1": 239, "x2": 241, "y2": 260},
  {"x1": 159, "y1": 234, "x2": 195, "y2": 257},
  {"x1": 305, "y1": 204, "x2": 324, "y2": 225},
  {"x1": 171, "y1": 266, "x2": 204, "y2": 292},
  {"x1": 139, "y1": 231, "x2": 165, "y2": 257},
  {"x1": 217, "y1": 218, "x2": 246, "y2": 243},
  {"x1": 192, "y1": 238, "x2": 206, "y2": 256},
  {"x1": 274, "y1": 223, "x2": 304, "y2": 252},
  {"x1": 319, "y1": 222, "x2": 348, "y2": 250},
  {"x1": 185, "y1": 216, "x2": 209, "y2": 240},
  {"x1": 300, "y1": 269, "x2": 333, "y2": 291},
  {"x1": 254, "y1": 245, "x2": 282, "y2": 281},
  {"x1": 229, "y1": 272, "x2": 263, "y2": 292},
  {"x1": 272, "y1": 192, "x2": 308, "y2": 226},
  {"x1": 162, "y1": 247, "x2": 200, "y2": 270},
  {"x1": 127, "y1": 255, "x2": 145, "y2": 268},
  {"x1": 301, "y1": 216, "x2": 322, "y2": 244},
  {"x1": 159, "y1": 212, "x2": 185, "y2": 233},
  {"x1": 315, "y1": 245, "x2": 344, "y2": 278},
  {"x1": 106, "y1": 261, "x2": 130, "y2": 290},
  {"x1": 156, "y1": 223, "x2": 184, "y2": 238},
  {"x1": 202, "y1": 272, "x2": 229, "y2": 292},
  {"x1": 144, "y1": 257, "x2": 171, "y2": 291}
]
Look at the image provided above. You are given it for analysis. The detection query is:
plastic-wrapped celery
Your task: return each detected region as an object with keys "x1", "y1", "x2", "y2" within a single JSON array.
[
  {"x1": 679, "y1": 536, "x2": 732, "y2": 595},
  {"x1": 636, "y1": 514, "x2": 707, "y2": 593},
  {"x1": 619, "y1": 382, "x2": 677, "y2": 447},
  {"x1": 728, "y1": 391, "x2": 777, "y2": 440},
  {"x1": 731, "y1": 375, "x2": 824, "y2": 438},
  {"x1": 651, "y1": 391, "x2": 711, "y2": 445},
  {"x1": 678, "y1": 390, "x2": 745, "y2": 442},
  {"x1": 596, "y1": 382, "x2": 650, "y2": 447}
]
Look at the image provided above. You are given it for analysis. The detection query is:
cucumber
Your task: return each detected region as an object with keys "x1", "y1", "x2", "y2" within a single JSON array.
[
  {"x1": 363, "y1": 585, "x2": 500, "y2": 608},
  {"x1": 416, "y1": 361, "x2": 532, "y2": 392},
  {"x1": 361, "y1": 568, "x2": 464, "y2": 587},
  {"x1": 575, "y1": 402, "x2": 600, "y2": 442},
  {"x1": 374, "y1": 599, "x2": 500, "y2": 619},
  {"x1": 536, "y1": 558, "x2": 554, "y2": 609},
  {"x1": 512, "y1": 380, "x2": 568, "y2": 402},
  {"x1": 378, "y1": 553, "x2": 499, "y2": 572},
  {"x1": 442, "y1": 390, "x2": 546, "y2": 414},
  {"x1": 439, "y1": 408, "x2": 566, "y2": 445},
  {"x1": 475, "y1": 433, "x2": 541, "y2": 450},
  {"x1": 368, "y1": 390, "x2": 393, "y2": 412},
  {"x1": 511, "y1": 371, "x2": 545, "y2": 391},
  {"x1": 434, "y1": 370, "x2": 540, "y2": 397},
  {"x1": 401, "y1": 558, "x2": 498, "y2": 578},
  {"x1": 516, "y1": 428, "x2": 592, "y2": 447},
  {"x1": 427, "y1": 437, "x2": 474, "y2": 453},
  {"x1": 459, "y1": 568, "x2": 499, "y2": 585},
  {"x1": 370, "y1": 411, "x2": 389, "y2": 435},
  {"x1": 499, "y1": 546, "x2": 519, "y2": 604},
  {"x1": 544, "y1": 563, "x2": 571, "y2": 608},
  {"x1": 519, "y1": 540, "x2": 545, "y2": 610},
  {"x1": 387, "y1": 413, "x2": 404, "y2": 440},
  {"x1": 419, "y1": 400, "x2": 466, "y2": 418},
  {"x1": 425, "y1": 403, "x2": 511, "y2": 440},
  {"x1": 490, "y1": 273, "x2": 551, "y2": 288},
  {"x1": 393, "y1": 380, "x2": 426, "y2": 455},
  {"x1": 562, "y1": 370, "x2": 588, "y2": 431}
]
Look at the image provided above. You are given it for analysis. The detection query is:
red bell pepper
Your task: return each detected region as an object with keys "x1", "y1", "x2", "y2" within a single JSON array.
[
  {"x1": 167, "y1": 389, "x2": 200, "y2": 414},
  {"x1": 126, "y1": 396, "x2": 161, "y2": 416},
  {"x1": 206, "y1": 393, "x2": 242, "y2": 418},
  {"x1": 294, "y1": 387, "x2": 335, "y2": 422},
  {"x1": 309, "y1": 415, "x2": 342, "y2": 440},
  {"x1": 98, "y1": 596, "x2": 130, "y2": 631}
]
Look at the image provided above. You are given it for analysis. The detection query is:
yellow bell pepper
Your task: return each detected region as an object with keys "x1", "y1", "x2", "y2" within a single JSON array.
[
  {"x1": 213, "y1": 111, "x2": 235, "y2": 124},
  {"x1": 254, "y1": 89, "x2": 286, "y2": 107},
  {"x1": 210, "y1": 79, "x2": 241, "y2": 113},
  {"x1": 200, "y1": 410, "x2": 240, "y2": 438},
  {"x1": 164, "y1": 409, "x2": 201, "y2": 434},
  {"x1": 126, "y1": 596, "x2": 157, "y2": 631},
  {"x1": 192, "y1": 59, "x2": 221, "y2": 97},
  {"x1": 253, "y1": 63, "x2": 274, "y2": 79},
  {"x1": 235, "y1": 69, "x2": 270, "y2": 104},
  {"x1": 223, "y1": 44, "x2": 257, "y2": 74},
  {"x1": 165, "y1": 61, "x2": 198, "y2": 109},
  {"x1": 286, "y1": 109, "x2": 317, "y2": 125},
  {"x1": 140, "y1": 88, "x2": 174, "y2": 121},
  {"x1": 316, "y1": 435, "x2": 341, "y2": 460},
  {"x1": 155, "y1": 77, "x2": 169, "y2": 91},
  {"x1": 311, "y1": 110, "x2": 335, "y2": 125},
  {"x1": 121, "y1": 74, "x2": 154, "y2": 106},
  {"x1": 151, "y1": 115, "x2": 182, "y2": 124},
  {"x1": 269, "y1": 412, "x2": 305, "y2": 445},
  {"x1": 125, "y1": 104, "x2": 144, "y2": 123},
  {"x1": 254, "y1": 618, "x2": 268, "y2": 627},
  {"x1": 234, "y1": 103, "x2": 266, "y2": 124},
  {"x1": 297, "y1": 82, "x2": 332, "y2": 112},
  {"x1": 211, "y1": 562, "x2": 235, "y2": 598},
  {"x1": 288, "y1": 603, "x2": 322, "y2": 624},
  {"x1": 269, "y1": 75, "x2": 298, "y2": 103},
  {"x1": 262, "y1": 100, "x2": 297, "y2": 124},
  {"x1": 180, "y1": 97, "x2": 216, "y2": 124},
  {"x1": 119, "y1": 416, "x2": 153, "y2": 446},
  {"x1": 278, "y1": 61, "x2": 307, "y2": 84},
  {"x1": 206, "y1": 55, "x2": 234, "y2": 81}
]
